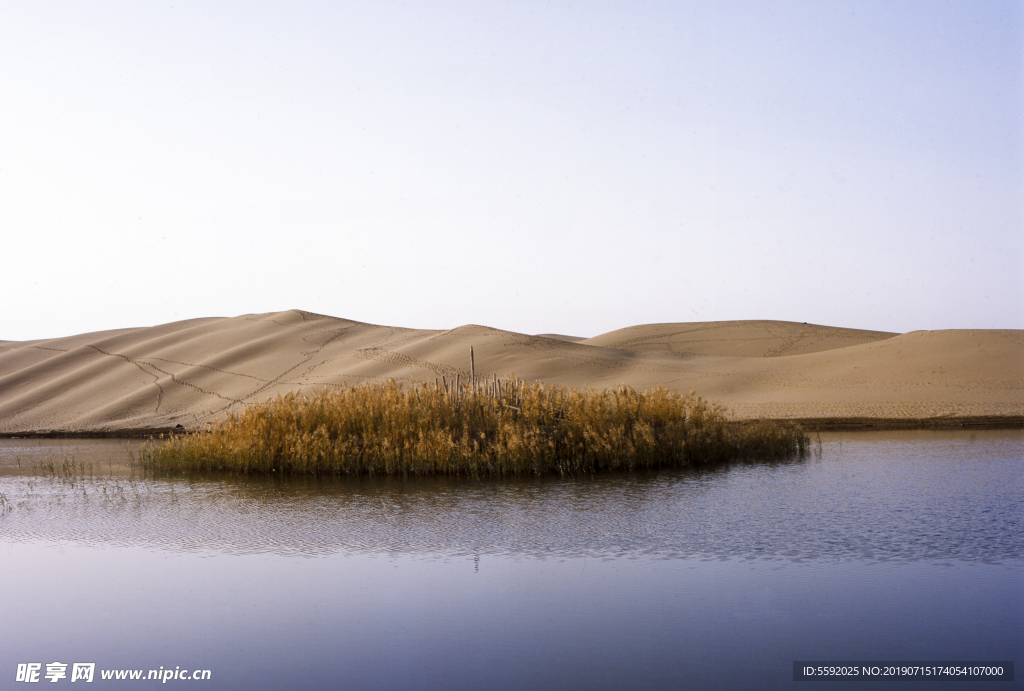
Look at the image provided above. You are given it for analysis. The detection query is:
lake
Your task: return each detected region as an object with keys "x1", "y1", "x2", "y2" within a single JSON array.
[{"x1": 1, "y1": 429, "x2": 1020, "y2": 690}]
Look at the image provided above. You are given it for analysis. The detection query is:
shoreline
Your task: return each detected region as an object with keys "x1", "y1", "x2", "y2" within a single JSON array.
[{"x1": 3, "y1": 415, "x2": 1021, "y2": 440}]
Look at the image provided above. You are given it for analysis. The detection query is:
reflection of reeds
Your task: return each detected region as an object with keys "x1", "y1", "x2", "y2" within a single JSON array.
[{"x1": 141, "y1": 378, "x2": 808, "y2": 476}]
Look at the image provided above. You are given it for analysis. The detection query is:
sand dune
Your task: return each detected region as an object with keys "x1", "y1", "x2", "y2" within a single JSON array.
[
  {"x1": 582, "y1": 320, "x2": 897, "y2": 357},
  {"x1": 1, "y1": 310, "x2": 1021, "y2": 433}
]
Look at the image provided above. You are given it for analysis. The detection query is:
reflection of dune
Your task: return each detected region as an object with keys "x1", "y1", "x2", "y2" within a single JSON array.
[{"x1": 1, "y1": 310, "x2": 1021, "y2": 432}]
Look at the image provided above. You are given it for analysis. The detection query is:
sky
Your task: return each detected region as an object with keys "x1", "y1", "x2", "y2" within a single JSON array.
[{"x1": 1, "y1": 0, "x2": 1021, "y2": 341}]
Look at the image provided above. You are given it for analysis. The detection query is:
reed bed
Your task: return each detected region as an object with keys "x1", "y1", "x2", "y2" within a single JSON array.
[{"x1": 140, "y1": 377, "x2": 808, "y2": 476}]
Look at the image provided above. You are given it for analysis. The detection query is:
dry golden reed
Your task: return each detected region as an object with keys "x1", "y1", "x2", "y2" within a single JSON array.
[{"x1": 141, "y1": 379, "x2": 807, "y2": 476}]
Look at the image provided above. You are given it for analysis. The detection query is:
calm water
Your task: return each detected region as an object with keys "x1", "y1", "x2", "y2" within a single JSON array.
[{"x1": 0, "y1": 430, "x2": 1020, "y2": 690}]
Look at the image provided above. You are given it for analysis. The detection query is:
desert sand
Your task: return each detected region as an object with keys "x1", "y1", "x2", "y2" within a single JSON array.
[{"x1": 1, "y1": 310, "x2": 1021, "y2": 433}]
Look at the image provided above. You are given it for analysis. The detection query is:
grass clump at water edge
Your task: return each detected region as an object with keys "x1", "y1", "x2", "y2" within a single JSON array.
[{"x1": 140, "y1": 379, "x2": 808, "y2": 476}]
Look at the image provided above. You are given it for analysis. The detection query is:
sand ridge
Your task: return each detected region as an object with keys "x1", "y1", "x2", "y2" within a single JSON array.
[
  {"x1": 1, "y1": 311, "x2": 1021, "y2": 432},
  {"x1": 582, "y1": 320, "x2": 898, "y2": 357}
]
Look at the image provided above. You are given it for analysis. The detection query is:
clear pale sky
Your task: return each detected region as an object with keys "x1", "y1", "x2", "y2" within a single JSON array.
[{"x1": 2, "y1": 1, "x2": 1021, "y2": 341}]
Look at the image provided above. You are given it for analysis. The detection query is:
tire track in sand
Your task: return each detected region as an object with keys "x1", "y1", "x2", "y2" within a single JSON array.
[
  {"x1": 216, "y1": 325, "x2": 361, "y2": 413},
  {"x1": 88, "y1": 345, "x2": 166, "y2": 413},
  {"x1": 89, "y1": 346, "x2": 245, "y2": 414}
]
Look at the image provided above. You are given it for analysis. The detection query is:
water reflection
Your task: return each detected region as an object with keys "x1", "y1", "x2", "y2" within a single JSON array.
[
  {"x1": 1, "y1": 430, "x2": 1020, "y2": 691},
  {"x1": 1, "y1": 429, "x2": 1020, "y2": 564}
]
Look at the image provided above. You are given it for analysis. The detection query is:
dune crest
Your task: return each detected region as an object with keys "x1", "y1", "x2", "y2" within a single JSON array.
[
  {"x1": 583, "y1": 320, "x2": 897, "y2": 357},
  {"x1": 1, "y1": 311, "x2": 1021, "y2": 433}
]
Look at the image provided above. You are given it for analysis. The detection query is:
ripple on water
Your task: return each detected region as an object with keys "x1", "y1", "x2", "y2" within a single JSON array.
[{"x1": 0, "y1": 429, "x2": 1020, "y2": 563}]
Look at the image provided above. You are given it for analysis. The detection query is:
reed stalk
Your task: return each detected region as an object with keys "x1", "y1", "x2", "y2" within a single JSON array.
[{"x1": 140, "y1": 378, "x2": 808, "y2": 476}]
